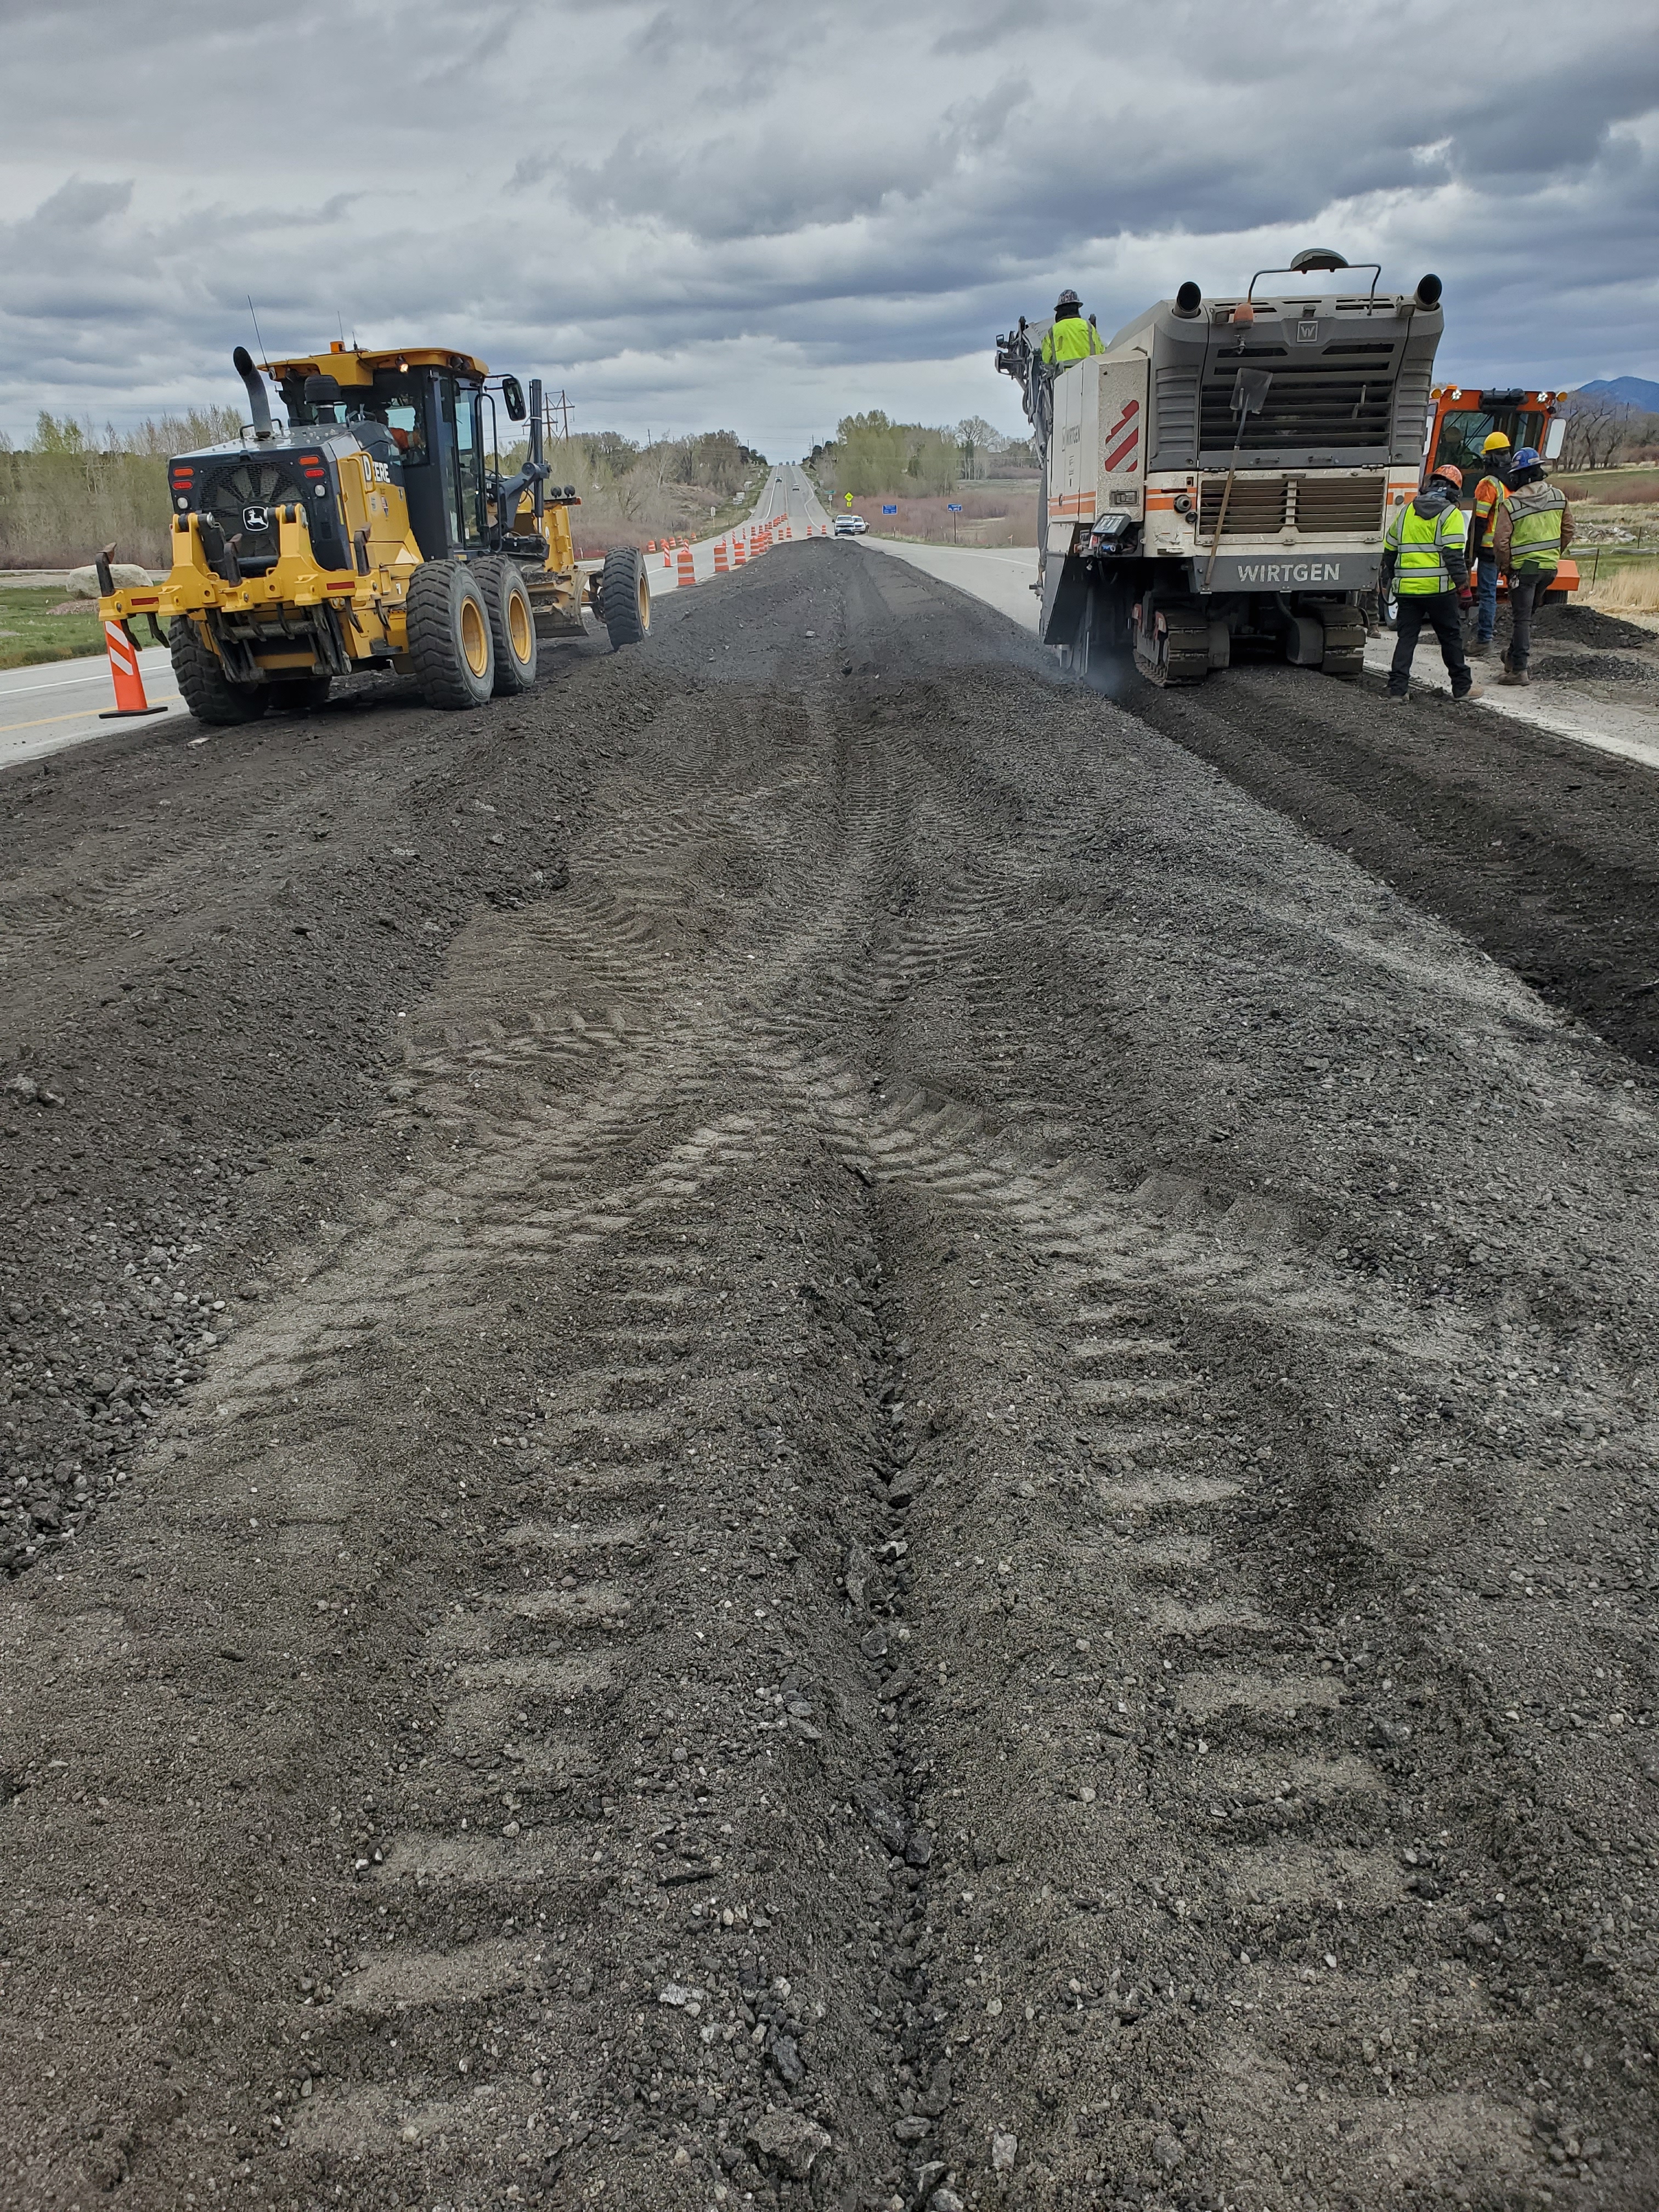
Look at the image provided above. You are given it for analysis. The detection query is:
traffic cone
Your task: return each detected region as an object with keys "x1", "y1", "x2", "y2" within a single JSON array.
[
  {"x1": 676, "y1": 545, "x2": 696, "y2": 588},
  {"x1": 98, "y1": 614, "x2": 167, "y2": 720},
  {"x1": 713, "y1": 539, "x2": 729, "y2": 575}
]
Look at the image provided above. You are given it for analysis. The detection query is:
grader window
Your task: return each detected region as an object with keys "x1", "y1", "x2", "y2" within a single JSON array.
[
  {"x1": 357, "y1": 372, "x2": 431, "y2": 465},
  {"x1": 441, "y1": 377, "x2": 487, "y2": 546}
]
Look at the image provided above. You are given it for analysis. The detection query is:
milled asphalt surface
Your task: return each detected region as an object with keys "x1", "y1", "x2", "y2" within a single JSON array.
[
  {"x1": 861, "y1": 538, "x2": 1659, "y2": 772},
  {"x1": 2, "y1": 536, "x2": 1658, "y2": 2212}
]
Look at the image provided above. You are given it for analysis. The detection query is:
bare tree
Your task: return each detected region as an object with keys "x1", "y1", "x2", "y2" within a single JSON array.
[
  {"x1": 955, "y1": 415, "x2": 1005, "y2": 481},
  {"x1": 1560, "y1": 391, "x2": 1636, "y2": 472}
]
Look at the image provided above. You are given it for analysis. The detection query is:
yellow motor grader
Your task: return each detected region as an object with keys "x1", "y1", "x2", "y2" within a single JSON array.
[{"x1": 99, "y1": 342, "x2": 651, "y2": 723}]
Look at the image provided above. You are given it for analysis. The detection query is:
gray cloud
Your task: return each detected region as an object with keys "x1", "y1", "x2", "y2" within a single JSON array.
[{"x1": 0, "y1": 0, "x2": 1654, "y2": 456}]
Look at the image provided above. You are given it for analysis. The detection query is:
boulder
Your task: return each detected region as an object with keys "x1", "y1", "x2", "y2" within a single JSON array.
[{"x1": 62, "y1": 562, "x2": 154, "y2": 598}]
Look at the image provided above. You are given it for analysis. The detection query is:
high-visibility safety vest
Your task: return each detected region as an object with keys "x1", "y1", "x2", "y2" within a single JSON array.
[
  {"x1": 1042, "y1": 315, "x2": 1105, "y2": 368},
  {"x1": 1506, "y1": 481, "x2": 1567, "y2": 574},
  {"x1": 1384, "y1": 496, "x2": 1468, "y2": 594},
  {"x1": 1472, "y1": 472, "x2": 1508, "y2": 550}
]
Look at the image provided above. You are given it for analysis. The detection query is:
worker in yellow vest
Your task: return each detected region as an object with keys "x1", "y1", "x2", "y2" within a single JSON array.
[
  {"x1": 1380, "y1": 463, "x2": 1482, "y2": 703},
  {"x1": 1468, "y1": 432, "x2": 1511, "y2": 657},
  {"x1": 1492, "y1": 447, "x2": 1574, "y2": 687},
  {"x1": 1041, "y1": 290, "x2": 1107, "y2": 370}
]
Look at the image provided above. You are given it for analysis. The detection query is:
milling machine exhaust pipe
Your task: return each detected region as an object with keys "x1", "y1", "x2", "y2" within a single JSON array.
[{"x1": 232, "y1": 345, "x2": 275, "y2": 442}]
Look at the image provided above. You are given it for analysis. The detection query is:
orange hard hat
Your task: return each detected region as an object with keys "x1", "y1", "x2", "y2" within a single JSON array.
[{"x1": 1430, "y1": 462, "x2": 1463, "y2": 489}]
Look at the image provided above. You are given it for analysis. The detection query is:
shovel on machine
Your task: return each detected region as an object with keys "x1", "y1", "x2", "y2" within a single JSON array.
[{"x1": 1201, "y1": 368, "x2": 1274, "y2": 594}]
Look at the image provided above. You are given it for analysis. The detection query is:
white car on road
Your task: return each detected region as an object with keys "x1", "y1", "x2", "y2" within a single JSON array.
[{"x1": 833, "y1": 514, "x2": 868, "y2": 536}]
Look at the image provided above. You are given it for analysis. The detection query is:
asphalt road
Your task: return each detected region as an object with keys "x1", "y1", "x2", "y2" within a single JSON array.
[
  {"x1": 861, "y1": 540, "x2": 1043, "y2": 633},
  {"x1": 0, "y1": 642, "x2": 179, "y2": 770},
  {"x1": 2, "y1": 539, "x2": 1658, "y2": 2210}
]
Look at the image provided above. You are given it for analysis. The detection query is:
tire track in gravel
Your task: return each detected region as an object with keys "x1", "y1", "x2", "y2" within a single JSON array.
[{"x1": 4, "y1": 542, "x2": 1659, "y2": 2212}]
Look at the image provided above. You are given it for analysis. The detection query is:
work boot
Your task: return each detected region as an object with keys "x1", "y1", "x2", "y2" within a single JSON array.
[
  {"x1": 1469, "y1": 640, "x2": 1494, "y2": 659},
  {"x1": 1453, "y1": 683, "x2": 1485, "y2": 702},
  {"x1": 1498, "y1": 669, "x2": 1530, "y2": 688},
  {"x1": 1384, "y1": 690, "x2": 1408, "y2": 703}
]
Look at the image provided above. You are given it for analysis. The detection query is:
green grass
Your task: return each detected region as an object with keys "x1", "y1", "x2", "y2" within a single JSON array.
[
  {"x1": 1573, "y1": 545, "x2": 1659, "y2": 580},
  {"x1": 0, "y1": 585, "x2": 108, "y2": 672},
  {"x1": 1555, "y1": 467, "x2": 1659, "y2": 503}
]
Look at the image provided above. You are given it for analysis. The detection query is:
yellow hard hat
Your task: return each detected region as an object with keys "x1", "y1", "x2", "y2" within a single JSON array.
[{"x1": 1482, "y1": 432, "x2": 1511, "y2": 453}]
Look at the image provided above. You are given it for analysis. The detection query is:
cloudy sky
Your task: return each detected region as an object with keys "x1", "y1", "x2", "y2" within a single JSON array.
[{"x1": 2, "y1": 0, "x2": 1656, "y2": 454}]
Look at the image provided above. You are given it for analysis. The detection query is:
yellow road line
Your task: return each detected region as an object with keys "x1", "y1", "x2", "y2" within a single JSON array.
[{"x1": 0, "y1": 693, "x2": 179, "y2": 736}]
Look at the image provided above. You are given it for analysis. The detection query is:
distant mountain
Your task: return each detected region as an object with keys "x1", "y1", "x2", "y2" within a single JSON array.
[{"x1": 1576, "y1": 376, "x2": 1659, "y2": 413}]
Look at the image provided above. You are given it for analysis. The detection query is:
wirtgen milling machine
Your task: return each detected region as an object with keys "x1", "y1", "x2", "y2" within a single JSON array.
[
  {"x1": 996, "y1": 249, "x2": 1445, "y2": 685},
  {"x1": 100, "y1": 342, "x2": 651, "y2": 724}
]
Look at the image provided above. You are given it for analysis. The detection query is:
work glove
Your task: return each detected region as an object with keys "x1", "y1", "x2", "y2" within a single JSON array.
[{"x1": 1457, "y1": 587, "x2": 1474, "y2": 608}]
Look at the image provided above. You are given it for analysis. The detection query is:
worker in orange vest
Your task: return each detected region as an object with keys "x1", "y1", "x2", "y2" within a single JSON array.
[{"x1": 1468, "y1": 432, "x2": 1511, "y2": 657}]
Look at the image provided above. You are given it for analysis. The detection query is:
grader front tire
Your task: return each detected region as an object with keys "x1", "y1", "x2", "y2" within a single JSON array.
[
  {"x1": 599, "y1": 546, "x2": 650, "y2": 652},
  {"x1": 407, "y1": 561, "x2": 495, "y2": 709},
  {"x1": 472, "y1": 557, "x2": 539, "y2": 695}
]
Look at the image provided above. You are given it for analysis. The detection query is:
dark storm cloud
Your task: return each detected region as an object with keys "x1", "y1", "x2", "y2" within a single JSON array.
[{"x1": 0, "y1": 0, "x2": 1654, "y2": 453}]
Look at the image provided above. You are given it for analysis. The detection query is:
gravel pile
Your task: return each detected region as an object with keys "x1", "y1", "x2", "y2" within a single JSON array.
[{"x1": 1531, "y1": 652, "x2": 1656, "y2": 684}]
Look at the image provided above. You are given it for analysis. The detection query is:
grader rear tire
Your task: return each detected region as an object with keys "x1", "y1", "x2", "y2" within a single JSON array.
[
  {"x1": 599, "y1": 546, "x2": 650, "y2": 651},
  {"x1": 407, "y1": 561, "x2": 494, "y2": 709},
  {"x1": 472, "y1": 557, "x2": 538, "y2": 695},
  {"x1": 168, "y1": 618, "x2": 268, "y2": 726}
]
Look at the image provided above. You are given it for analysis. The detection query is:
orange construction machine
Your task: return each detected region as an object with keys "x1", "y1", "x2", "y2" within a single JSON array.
[{"x1": 1424, "y1": 385, "x2": 1578, "y2": 601}]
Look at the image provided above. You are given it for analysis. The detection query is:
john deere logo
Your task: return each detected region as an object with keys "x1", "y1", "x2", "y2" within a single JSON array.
[{"x1": 242, "y1": 504, "x2": 271, "y2": 532}]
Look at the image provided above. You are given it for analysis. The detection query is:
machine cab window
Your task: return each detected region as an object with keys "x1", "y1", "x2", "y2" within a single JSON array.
[
  {"x1": 363, "y1": 383, "x2": 427, "y2": 464},
  {"x1": 439, "y1": 376, "x2": 487, "y2": 546},
  {"x1": 1430, "y1": 405, "x2": 1545, "y2": 487}
]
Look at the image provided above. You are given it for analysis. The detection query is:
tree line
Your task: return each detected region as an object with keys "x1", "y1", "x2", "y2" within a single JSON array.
[
  {"x1": 0, "y1": 414, "x2": 764, "y2": 569},
  {"x1": 810, "y1": 411, "x2": 1034, "y2": 498}
]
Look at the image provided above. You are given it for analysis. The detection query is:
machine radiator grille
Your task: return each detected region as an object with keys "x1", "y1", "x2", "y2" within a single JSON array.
[
  {"x1": 1150, "y1": 365, "x2": 1200, "y2": 469},
  {"x1": 1197, "y1": 475, "x2": 1385, "y2": 537},
  {"x1": 1293, "y1": 475, "x2": 1386, "y2": 531},
  {"x1": 1391, "y1": 358, "x2": 1435, "y2": 465},
  {"x1": 1200, "y1": 347, "x2": 1395, "y2": 452},
  {"x1": 1197, "y1": 477, "x2": 1288, "y2": 535},
  {"x1": 196, "y1": 458, "x2": 311, "y2": 574}
]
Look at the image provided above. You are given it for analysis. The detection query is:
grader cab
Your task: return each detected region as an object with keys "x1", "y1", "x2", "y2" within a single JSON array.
[{"x1": 103, "y1": 341, "x2": 650, "y2": 725}]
